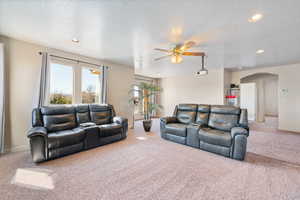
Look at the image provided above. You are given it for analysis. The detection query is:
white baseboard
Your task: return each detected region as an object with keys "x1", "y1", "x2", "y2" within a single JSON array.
[{"x1": 5, "y1": 144, "x2": 29, "y2": 153}]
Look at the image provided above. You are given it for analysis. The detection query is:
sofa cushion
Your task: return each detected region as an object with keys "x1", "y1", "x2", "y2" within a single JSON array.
[
  {"x1": 165, "y1": 134, "x2": 186, "y2": 144},
  {"x1": 239, "y1": 109, "x2": 248, "y2": 129},
  {"x1": 41, "y1": 106, "x2": 76, "y2": 132},
  {"x1": 165, "y1": 123, "x2": 187, "y2": 137},
  {"x1": 176, "y1": 104, "x2": 197, "y2": 124},
  {"x1": 195, "y1": 104, "x2": 210, "y2": 125},
  {"x1": 99, "y1": 123, "x2": 122, "y2": 137},
  {"x1": 48, "y1": 127, "x2": 85, "y2": 149},
  {"x1": 32, "y1": 108, "x2": 43, "y2": 127},
  {"x1": 89, "y1": 104, "x2": 112, "y2": 125},
  {"x1": 75, "y1": 105, "x2": 90, "y2": 124},
  {"x1": 210, "y1": 105, "x2": 240, "y2": 115},
  {"x1": 208, "y1": 105, "x2": 240, "y2": 131},
  {"x1": 208, "y1": 113, "x2": 238, "y2": 131},
  {"x1": 199, "y1": 127, "x2": 232, "y2": 147}
]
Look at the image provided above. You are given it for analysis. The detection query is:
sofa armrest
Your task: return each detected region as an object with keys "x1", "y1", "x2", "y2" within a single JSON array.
[
  {"x1": 186, "y1": 123, "x2": 204, "y2": 148},
  {"x1": 113, "y1": 116, "x2": 128, "y2": 138},
  {"x1": 27, "y1": 127, "x2": 48, "y2": 138},
  {"x1": 113, "y1": 116, "x2": 128, "y2": 125},
  {"x1": 27, "y1": 127, "x2": 48, "y2": 163},
  {"x1": 189, "y1": 123, "x2": 207, "y2": 128},
  {"x1": 231, "y1": 127, "x2": 249, "y2": 138},
  {"x1": 79, "y1": 122, "x2": 96, "y2": 128},
  {"x1": 160, "y1": 116, "x2": 177, "y2": 124}
]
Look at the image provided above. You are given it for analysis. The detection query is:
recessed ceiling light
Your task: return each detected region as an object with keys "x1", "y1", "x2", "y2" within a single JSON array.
[
  {"x1": 248, "y1": 13, "x2": 263, "y2": 23},
  {"x1": 72, "y1": 38, "x2": 79, "y2": 43},
  {"x1": 256, "y1": 49, "x2": 265, "y2": 54}
]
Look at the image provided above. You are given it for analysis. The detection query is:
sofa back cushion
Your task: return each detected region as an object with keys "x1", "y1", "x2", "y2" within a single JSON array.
[
  {"x1": 89, "y1": 104, "x2": 113, "y2": 125},
  {"x1": 176, "y1": 104, "x2": 197, "y2": 124},
  {"x1": 208, "y1": 105, "x2": 240, "y2": 131},
  {"x1": 195, "y1": 104, "x2": 210, "y2": 125},
  {"x1": 32, "y1": 108, "x2": 43, "y2": 127},
  {"x1": 75, "y1": 105, "x2": 90, "y2": 124},
  {"x1": 41, "y1": 106, "x2": 76, "y2": 132},
  {"x1": 239, "y1": 109, "x2": 248, "y2": 129}
]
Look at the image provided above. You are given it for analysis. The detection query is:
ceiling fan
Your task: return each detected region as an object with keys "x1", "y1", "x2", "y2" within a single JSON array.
[{"x1": 154, "y1": 41, "x2": 205, "y2": 64}]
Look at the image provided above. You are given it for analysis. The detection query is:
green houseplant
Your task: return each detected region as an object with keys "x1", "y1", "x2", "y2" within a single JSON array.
[{"x1": 129, "y1": 82, "x2": 163, "y2": 132}]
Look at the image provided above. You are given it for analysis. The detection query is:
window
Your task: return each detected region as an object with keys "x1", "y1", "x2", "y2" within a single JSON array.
[
  {"x1": 133, "y1": 76, "x2": 159, "y2": 120},
  {"x1": 49, "y1": 63, "x2": 73, "y2": 104},
  {"x1": 48, "y1": 59, "x2": 104, "y2": 105},
  {"x1": 133, "y1": 85, "x2": 139, "y2": 98},
  {"x1": 81, "y1": 67, "x2": 101, "y2": 104}
]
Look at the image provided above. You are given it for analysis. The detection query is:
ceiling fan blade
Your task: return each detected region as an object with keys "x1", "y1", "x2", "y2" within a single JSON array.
[
  {"x1": 182, "y1": 52, "x2": 205, "y2": 56},
  {"x1": 180, "y1": 41, "x2": 196, "y2": 50},
  {"x1": 154, "y1": 55, "x2": 171, "y2": 61},
  {"x1": 154, "y1": 48, "x2": 171, "y2": 52}
]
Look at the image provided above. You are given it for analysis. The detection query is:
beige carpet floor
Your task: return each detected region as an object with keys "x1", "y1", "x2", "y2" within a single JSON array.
[{"x1": 1, "y1": 118, "x2": 300, "y2": 200}]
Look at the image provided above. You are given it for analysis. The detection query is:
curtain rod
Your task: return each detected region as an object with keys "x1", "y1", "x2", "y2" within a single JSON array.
[{"x1": 38, "y1": 52, "x2": 105, "y2": 68}]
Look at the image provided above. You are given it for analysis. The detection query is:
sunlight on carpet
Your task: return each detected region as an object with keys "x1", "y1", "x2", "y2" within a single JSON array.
[
  {"x1": 136, "y1": 136, "x2": 148, "y2": 140},
  {"x1": 11, "y1": 168, "x2": 55, "y2": 190}
]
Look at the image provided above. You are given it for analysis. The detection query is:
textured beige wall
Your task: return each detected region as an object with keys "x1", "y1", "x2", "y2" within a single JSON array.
[
  {"x1": 161, "y1": 68, "x2": 225, "y2": 116},
  {"x1": 0, "y1": 35, "x2": 134, "y2": 152},
  {"x1": 231, "y1": 64, "x2": 300, "y2": 132},
  {"x1": 0, "y1": 36, "x2": 44, "y2": 152},
  {"x1": 107, "y1": 64, "x2": 134, "y2": 125},
  {"x1": 264, "y1": 77, "x2": 278, "y2": 116}
]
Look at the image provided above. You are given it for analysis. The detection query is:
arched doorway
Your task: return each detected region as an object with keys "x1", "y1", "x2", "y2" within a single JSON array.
[{"x1": 240, "y1": 73, "x2": 279, "y2": 125}]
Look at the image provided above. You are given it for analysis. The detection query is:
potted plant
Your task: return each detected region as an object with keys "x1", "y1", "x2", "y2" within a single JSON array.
[{"x1": 129, "y1": 82, "x2": 163, "y2": 132}]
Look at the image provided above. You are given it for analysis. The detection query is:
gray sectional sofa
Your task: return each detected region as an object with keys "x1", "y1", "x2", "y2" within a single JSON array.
[
  {"x1": 160, "y1": 104, "x2": 249, "y2": 160},
  {"x1": 27, "y1": 104, "x2": 128, "y2": 163}
]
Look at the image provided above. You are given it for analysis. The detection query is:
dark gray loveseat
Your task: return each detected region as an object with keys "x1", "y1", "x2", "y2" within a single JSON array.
[
  {"x1": 27, "y1": 104, "x2": 128, "y2": 163},
  {"x1": 160, "y1": 104, "x2": 249, "y2": 160}
]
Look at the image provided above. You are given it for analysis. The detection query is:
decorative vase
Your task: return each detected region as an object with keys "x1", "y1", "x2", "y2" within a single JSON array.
[{"x1": 142, "y1": 120, "x2": 152, "y2": 132}]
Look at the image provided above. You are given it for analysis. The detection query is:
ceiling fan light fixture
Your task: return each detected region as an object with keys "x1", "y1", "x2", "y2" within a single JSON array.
[
  {"x1": 171, "y1": 55, "x2": 183, "y2": 64},
  {"x1": 154, "y1": 41, "x2": 205, "y2": 63},
  {"x1": 248, "y1": 13, "x2": 263, "y2": 23},
  {"x1": 89, "y1": 69, "x2": 101, "y2": 75}
]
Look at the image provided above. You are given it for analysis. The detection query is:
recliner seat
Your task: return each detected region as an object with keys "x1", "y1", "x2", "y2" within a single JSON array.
[
  {"x1": 161, "y1": 104, "x2": 249, "y2": 160},
  {"x1": 164, "y1": 123, "x2": 187, "y2": 137},
  {"x1": 199, "y1": 128, "x2": 232, "y2": 147},
  {"x1": 27, "y1": 104, "x2": 128, "y2": 163}
]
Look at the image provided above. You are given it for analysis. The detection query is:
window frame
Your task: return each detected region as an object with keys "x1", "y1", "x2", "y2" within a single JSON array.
[
  {"x1": 47, "y1": 58, "x2": 103, "y2": 106},
  {"x1": 80, "y1": 66, "x2": 101, "y2": 104},
  {"x1": 133, "y1": 75, "x2": 159, "y2": 119},
  {"x1": 48, "y1": 62, "x2": 75, "y2": 105}
]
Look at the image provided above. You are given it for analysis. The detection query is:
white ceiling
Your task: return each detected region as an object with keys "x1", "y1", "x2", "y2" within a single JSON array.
[{"x1": 1, "y1": 0, "x2": 300, "y2": 77}]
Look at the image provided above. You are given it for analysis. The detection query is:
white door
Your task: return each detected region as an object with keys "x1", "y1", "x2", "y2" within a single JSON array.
[{"x1": 240, "y1": 83, "x2": 256, "y2": 121}]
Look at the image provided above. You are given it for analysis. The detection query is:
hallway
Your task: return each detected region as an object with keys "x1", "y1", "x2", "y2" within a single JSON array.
[{"x1": 249, "y1": 116, "x2": 278, "y2": 132}]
